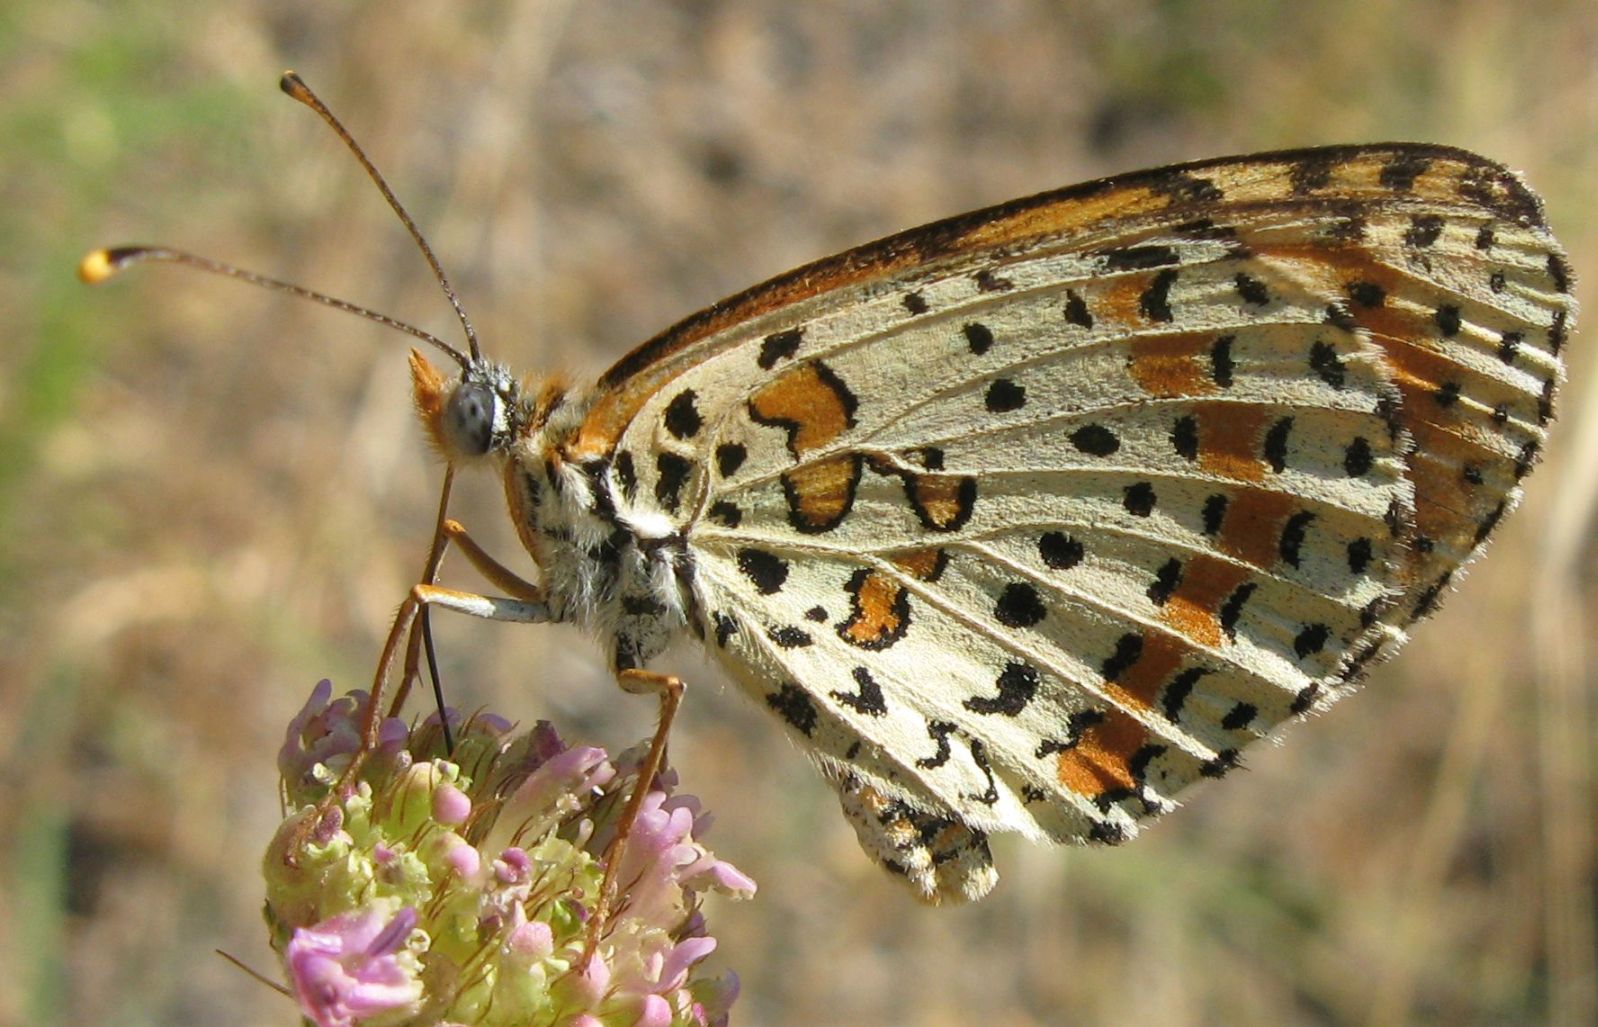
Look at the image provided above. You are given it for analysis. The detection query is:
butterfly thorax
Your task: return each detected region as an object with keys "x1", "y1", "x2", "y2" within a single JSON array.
[
  {"x1": 502, "y1": 382, "x2": 695, "y2": 671},
  {"x1": 409, "y1": 350, "x2": 693, "y2": 671}
]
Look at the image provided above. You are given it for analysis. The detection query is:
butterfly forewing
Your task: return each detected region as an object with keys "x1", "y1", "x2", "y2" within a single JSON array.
[{"x1": 576, "y1": 143, "x2": 1572, "y2": 901}]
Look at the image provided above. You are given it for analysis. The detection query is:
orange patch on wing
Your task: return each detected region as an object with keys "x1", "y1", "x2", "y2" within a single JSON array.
[
  {"x1": 1379, "y1": 339, "x2": 1466, "y2": 424},
  {"x1": 907, "y1": 473, "x2": 977, "y2": 532},
  {"x1": 888, "y1": 546, "x2": 949, "y2": 582},
  {"x1": 1161, "y1": 555, "x2": 1253, "y2": 648},
  {"x1": 1402, "y1": 422, "x2": 1500, "y2": 545},
  {"x1": 1216, "y1": 489, "x2": 1296, "y2": 568},
  {"x1": 1056, "y1": 709, "x2": 1147, "y2": 797},
  {"x1": 1127, "y1": 331, "x2": 1220, "y2": 398},
  {"x1": 748, "y1": 360, "x2": 857, "y2": 457},
  {"x1": 1097, "y1": 272, "x2": 1156, "y2": 325},
  {"x1": 1247, "y1": 241, "x2": 1400, "y2": 297},
  {"x1": 1195, "y1": 404, "x2": 1273, "y2": 482},
  {"x1": 839, "y1": 569, "x2": 910, "y2": 649},
  {"x1": 1104, "y1": 632, "x2": 1187, "y2": 711},
  {"x1": 958, "y1": 185, "x2": 1168, "y2": 251},
  {"x1": 782, "y1": 454, "x2": 862, "y2": 533}
]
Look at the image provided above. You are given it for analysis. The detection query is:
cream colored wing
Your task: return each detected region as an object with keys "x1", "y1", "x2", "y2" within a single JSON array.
[{"x1": 586, "y1": 144, "x2": 1571, "y2": 899}]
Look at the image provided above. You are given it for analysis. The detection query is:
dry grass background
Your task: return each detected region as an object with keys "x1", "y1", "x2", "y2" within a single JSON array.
[{"x1": 4, "y1": 2, "x2": 1596, "y2": 1024}]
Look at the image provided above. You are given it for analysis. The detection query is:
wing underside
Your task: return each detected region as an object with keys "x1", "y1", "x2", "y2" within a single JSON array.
[{"x1": 583, "y1": 144, "x2": 1573, "y2": 900}]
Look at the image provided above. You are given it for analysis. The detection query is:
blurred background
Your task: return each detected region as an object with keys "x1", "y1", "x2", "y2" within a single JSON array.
[{"x1": 4, "y1": 2, "x2": 1596, "y2": 1024}]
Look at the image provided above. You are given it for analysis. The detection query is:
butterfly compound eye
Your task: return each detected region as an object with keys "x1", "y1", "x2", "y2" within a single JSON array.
[{"x1": 443, "y1": 381, "x2": 496, "y2": 456}]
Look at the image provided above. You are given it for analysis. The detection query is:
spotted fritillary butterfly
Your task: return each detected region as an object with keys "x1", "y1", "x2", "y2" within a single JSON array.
[{"x1": 89, "y1": 116, "x2": 1575, "y2": 903}]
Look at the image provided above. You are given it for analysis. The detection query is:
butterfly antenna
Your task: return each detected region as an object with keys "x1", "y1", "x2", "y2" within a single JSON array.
[
  {"x1": 77, "y1": 246, "x2": 470, "y2": 369},
  {"x1": 280, "y1": 71, "x2": 482, "y2": 362}
]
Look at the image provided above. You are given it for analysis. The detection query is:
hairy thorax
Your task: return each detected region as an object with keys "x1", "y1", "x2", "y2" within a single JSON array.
[{"x1": 500, "y1": 382, "x2": 696, "y2": 671}]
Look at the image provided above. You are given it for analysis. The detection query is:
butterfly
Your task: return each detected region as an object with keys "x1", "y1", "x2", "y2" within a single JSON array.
[
  {"x1": 86, "y1": 86, "x2": 1574, "y2": 905},
  {"x1": 405, "y1": 142, "x2": 1573, "y2": 902}
]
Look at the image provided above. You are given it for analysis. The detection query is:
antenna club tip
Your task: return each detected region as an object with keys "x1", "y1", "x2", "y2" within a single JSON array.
[
  {"x1": 78, "y1": 248, "x2": 119, "y2": 284},
  {"x1": 280, "y1": 70, "x2": 309, "y2": 101}
]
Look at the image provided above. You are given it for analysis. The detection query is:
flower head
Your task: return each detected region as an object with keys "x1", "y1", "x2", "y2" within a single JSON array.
[{"x1": 266, "y1": 681, "x2": 752, "y2": 1026}]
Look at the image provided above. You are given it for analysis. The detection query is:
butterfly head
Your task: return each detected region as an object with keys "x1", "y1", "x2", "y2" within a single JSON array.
[{"x1": 409, "y1": 349, "x2": 527, "y2": 463}]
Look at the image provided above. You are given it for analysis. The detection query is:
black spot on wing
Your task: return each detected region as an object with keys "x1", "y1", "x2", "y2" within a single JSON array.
[
  {"x1": 1210, "y1": 335, "x2": 1235, "y2": 387},
  {"x1": 985, "y1": 379, "x2": 1026, "y2": 412},
  {"x1": 1098, "y1": 245, "x2": 1180, "y2": 270},
  {"x1": 1289, "y1": 153, "x2": 1335, "y2": 193},
  {"x1": 1070, "y1": 423, "x2": 1120, "y2": 456},
  {"x1": 1380, "y1": 153, "x2": 1430, "y2": 191},
  {"x1": 1147, "y1": 558, "x2": 1182, "y2": 607},
  {"x1": 1348, "y1": 280, "x2": 1386, "y2": 308},
  {"x1": 612, "y1": 451, "x2": 637, "y2": 501},
  {"x1": 655, "y1": 453, "x2": 692, "y2": 512},
  {"x1": 975, "y1": 268, "x2": 1014, "y2": 292},
  {"x1": 916, "y1": 721, "x2": 956, "y2": 769},
  {"x1": 708, "y1": 500, "x2": 742, "y2": 527},
  {"x1": 1344, "y1": 437, "x2": 1373, "y2": 477},
  {"x1": 994, "y1": 583, "x2": 1046, "y2": 628},
  {"x1": 663, "y1": 389, "x2": 702, "y2": 440},
  {"x1": 1549, "y1": 252, "x2": 1572, "y2": 293},
  {"x1": 1293, "y1": 623, "x2": 1331, "y2": 659},
  {"x1": 1405, "y1": 214, "x2": 1444, "y2": 248},
  {"x1": 767, "y1": 625, "x2": 813, "y2": 648},
  {"x1": 758, "y1": 328, "x2": 803, "y2": 370},
  {"x1": 737, "y1": 548, "x2": 789, "y2": 594},
  {"x1": 1233, "y1": 272, "x2": 1270, "y2": 306},
  {"x1": 1139, "y1": 268, "x2": 1178, "y2": 323},
  {"x1": 1347, "y1": 537, "x2": 1373, "y2": 574},
  {"x1": 1279, "y1": 510, "x2": 1315, "y2": 568},
  {"x1": 964, "y1": 661, "x2": 1038, "y2": 716},
  {"x1": 1124, "y1": 482, "x2": 1156, "y2": 517},
  {"x1": 716, "y1": 443, "x2": 747, "y2": 478},
  {"x1": 1064, "y1": 289, "x2": 1094, "y2": 329},
  {"x1": 767, "y1": 683, "x2": 817, "y2": 736},
  {"x1": 1162, "y1": 666, "x2": 1211, "y2": 721},
  {"x1": 1201, "y1": 493, "x2": 1227, "y2": 535},
  {"x1": 1551, "y1": 310, "x2": 1569, "y2": 355},
  {"x1": 1101, "y1": 633, "x2": 1143, "y2": 682},
  {"x1": 1221, "y1": 703, "x2": 1257, "y2": 731},
  {"x1": 1171, "y1": 415, "x2": 1198, "y2": 461},
  {"x1": 1039, "y1": 532, "x2": 1084, "y2": 570},
  {"x1": 833, "y1": 667, "x2": 887, "y2": 716},
  {"x1": 1309, "y1": 341, "x2": 1346, "y2": 389},
  {"x1": 1324, "y1": 303, "x2": 1357, "y2": 332},
  {"x1": 1264, "y1": 417, "x2": 1294, "y2": 473},
  {"x1": 1218, "y1": 583, "x2": 1255, "y2": 639}
]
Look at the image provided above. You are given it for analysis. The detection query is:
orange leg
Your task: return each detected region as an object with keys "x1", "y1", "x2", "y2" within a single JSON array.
[
  {"x1": 284, "y1": 522, "x2": 550, "y2": 864},
  {"x1": 289, "y1": 510, "x2": 684, "y2": 965},
  {"x1": 585, "y1": 668, "x2": 686, "y2": 959},
  {"x1": 391, "y1": 467, "x2": 458, "y2": 719},
  {"x1": 391, "y1": 512, "x2": 545, "y2": 719}
]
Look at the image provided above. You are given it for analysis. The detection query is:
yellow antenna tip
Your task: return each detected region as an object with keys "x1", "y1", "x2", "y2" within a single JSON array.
[{"x1": 78, "y1": 249, "x2": 118, "y2": 284}]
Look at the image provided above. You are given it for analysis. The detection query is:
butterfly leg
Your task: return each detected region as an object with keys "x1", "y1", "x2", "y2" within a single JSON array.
[
  {"x1": 286, "y1": 567, "x2": 550, "y2": 864},
  {"x1": 392, "y1": 514, "x2": 545, "y2": 713},
  {"x1": 410, "y1": 521, "x2": 690, "y2": 958},
  {"x1": 582, "y1": 668, "x2": 686, "y2": 958}
]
